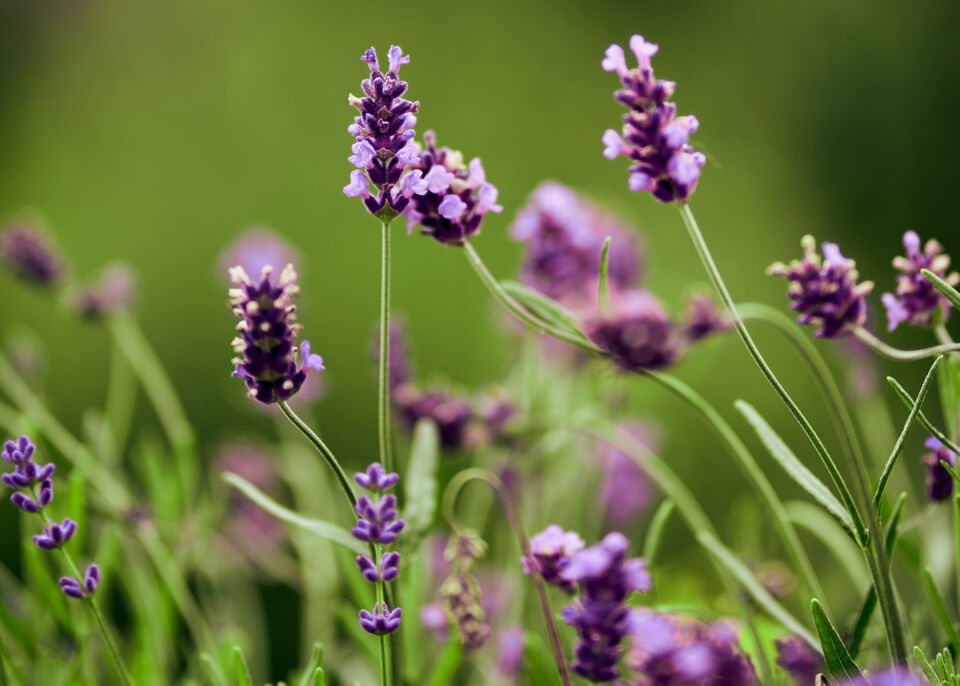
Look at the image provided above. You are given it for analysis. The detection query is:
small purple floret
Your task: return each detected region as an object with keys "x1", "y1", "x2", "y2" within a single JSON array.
[
  {"x1": 359, "y1": 602, "x2": 403, "y2": 635},
  {"x1": 33, "y1": 518, "x2": 77, "y2": 550},
  {"x1": 923, "y1": 436, "x2": 957, "y2": 501},
  {"x1": 881, "y1": 230, "x2": 959, "y2": 331},
  {"x1": 775, "y1": 634, "x2": 821, "y2": 684},
  {"x1": 354, "y1": 462, "x2": 399, "y2": 492},
  {"x1": 0, "y1": 224, "x2": 62, "y2": 286},
  {"x1": 521, "y1": 524, "x2": 585, "y2": 594}
]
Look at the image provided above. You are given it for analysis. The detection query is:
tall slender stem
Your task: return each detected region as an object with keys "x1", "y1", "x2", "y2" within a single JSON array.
[
  {"x1": 854, "y1": 326, "x2": 960, "y2": 361},
  {"x1": 678, "y1": 203, "x2": 907, "y2": 663},
  {"x1": 379, "y1": 221, "x2": 394, "y2": 472}
]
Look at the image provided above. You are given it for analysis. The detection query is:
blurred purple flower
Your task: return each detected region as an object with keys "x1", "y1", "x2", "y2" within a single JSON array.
[
  {"x1": 393, "y1": 384, "x2": 477, "y2": 451},
  {"x1": 497, "y1": 627, "x2": 526, "y2": 679},
  {"x1": 74, "y1": 263, "x2": 136, "y2": 320},
  {"x1": 881, "y1": 230, "x2": 959, "y2": 331},
  {"x1": 683, "y1": 293, "x2": 730, "y2": 342},
  {"x1": 597, "y1": 424, "x2": 655, "y2": 526},
  {"x1": 421, "y1": 602, "x2": 450, "y2": 641},
  {"x1": 219, "y1": 228, "x2": 299, "y2": 284},
  {"x1": 835, "y1": 667, "x2": 923, "y2": 686},
  {"x1": 586, "y1": 288, "x2": 684, "y2": 371},
  {"x1": 0, "y1": 223, "x2": 62, "y2": 286},
  {"x1": 769, "y1": 236, "x2": 873, "y2": 338},
  {"x1": 601, "y1": 36, "x2": 706, "y2": 203},
  {"x1": 775, "y1": 634, "x2": 820, "y2": 684},
  {"x1": 923, "y1": 435, "x2": 957, "y2": 501},
  {"x1": 522, "y1": 524, "x2": 585, "y2": 594}
]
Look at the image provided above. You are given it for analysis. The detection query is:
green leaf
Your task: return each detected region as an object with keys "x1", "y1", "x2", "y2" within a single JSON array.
[
  {"x1": 222, "y1": 473, "x2": 365, "y2": 555},
  {"x1": 697, "y1": 531, "x2": 817, "y2": 647},
  {"x1": 312, "y1": 668, "x2": 326, "y2": 686},
  {"x1": 233, "y1": 646, "x2": 253, "y2": 686},
  {"x1": 500, "y1": 280, "x2": 589, "y2": 339},
  {"x1": 642, "y1": 499, "x2": 675, "y2": 567},
  {"x1": 736, "y1": 401, "x2": 857, "y2": 539},
  {"x1": 924, "y1": 269, "x2": 960, "y2": 310},
  {"x1": 914, "y1": 645, "x2": 941, "y2": 686},
  {"x1": 425, "y1": 639, "x2": 463, "y2": 686},
  {"x1": 200, "y1": 653, "x2": 227, "y2": 686},
  {"x1": 887, "y1": 377, "x2": 960, "y2": 454},
  {"x1": 298, "y1": 643, "x2": 324, "y2": 686},
  {"x1": 811, "y1": 599, "x2": 862, "y2": 680},
  {"x1": 403, "y1": 418, "x2": 439, "y2": 545},
  {"x1": 922, "y1": 567, "x2": 960, "y2": 651},
  {"x1": 598, "y1": 235, "x2": 612, "y2": 313},
  {"x1": 874, "y1": 357, "x2": 942, "y2": 508}
]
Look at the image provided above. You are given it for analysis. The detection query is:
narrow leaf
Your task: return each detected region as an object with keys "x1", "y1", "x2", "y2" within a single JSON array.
[
  {"x1": 923, "y1": 269, "x2": 960, "y2": 310},
  {"x1": 887, "y1": 377, "x2": 960, "y2": 454},
  {"x1": 811, "y1": 599, "x2": 862, "y2": 680},
  {"x1": 200, "y1": 653, "x2": 227, "y2": 686},
  {"x1": 874, "y1": 357, "x2": 942, "y2": 508},
  {"x1": 500, "y1": 280, "x2": 589, "y2": 339},
  {"x1": 312, "y1": 668, "x2": 326, "y2": 686},
  {"x1": 299, "y1": 643, "x2": 324, "y2": 686},
  {"x1": 698, "y1": 531, "x2": 817, "y2": 648},
  {"x1": 785, "y1": 501, "x2": 866, "y2": 587},
  {"x1": 598, "y1": 235, "x2": 612, "y2": 314},
  {"x1": 643, "y1": 499, "x2": 675, "y2": 567},
  {"x1": 425, "y1": 639, "x2": 463, "y2": 686},
  {"x1": 223, "y1": 473, "x2": 365, "y2": 555},
  {"x1": 233, "y1": 646, "x2": 253, "y2": 686},
  {"x1": 923, "y1": 567, "x2": 960, "y2": 651},
  {"x1": 736, "y1": 401, "x2": 856, "y2": 539},
  {"x1": 403, "y1": 418, "x2": 439, "y2": 545},
  {"x1": 914, "y1": 645, "x2": 941, "y2": 686}
]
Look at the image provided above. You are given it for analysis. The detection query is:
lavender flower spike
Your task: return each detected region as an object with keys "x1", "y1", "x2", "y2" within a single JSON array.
[
  {"x1": 344, "y1": 45, "x2": 424, "y2": 221},
  {"x1": 586, "y1": 288, "x2": 684, "y2": 371},
  {"x1": 601, "y1": 36, "x2": 706, "y2": 203},
  {"x1": 228, "y1": 264, "x2": 324, "y2": 404},
  {"x1": 522, "y1": 524, "x2": 585, "y2": 593},
  {"x1": 402, "y1": 131, "x2": 503, "y2": 245},
  {"x1": 33, "y1": 518, "x2": 77, "y2": 550},
  {"x1": 0, "y1": 223, "x2": 62, "y2": 286},
  {"x1": 351, "y1": 494, "x2": 405, "y2": 544},
  {"x1": 354, "y1": 462, "x2": 399, "y2": 491},
  {"x1": 882, "y1": 230, "x2": 959, "y2": 331},
  {"x1": 359, "y1": 602, "x2": 403, "y2": 635},
  {"x1": 768, "y1": 236, "x2": 874, "y2": 338}
]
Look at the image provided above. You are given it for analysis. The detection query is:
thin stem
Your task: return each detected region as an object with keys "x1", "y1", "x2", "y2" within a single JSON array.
[
  {"x1": 644, "y1": 370, "x2": 826, "y2": 608},
  {"x1": 678, "y1": 203, "x2": 907, "y2": 663},
  {"x1": 462, "y1": 243, "x2": 603, "y2": 355},
  {"x1": 854, "y1": 326, "x2": 960, "y2": 361},
  {"x1": 378, "y1": 221, "x2": 394, "y2": 473},
  {"x1": 442, "y1": 468, "x2": 574, "y2": 686},
  {"x1": 276, "y1": 399, "x2": 357, "y2": 513},
  {"x1": 378, "y1": 634, "x2": 389, "y2": 686}
]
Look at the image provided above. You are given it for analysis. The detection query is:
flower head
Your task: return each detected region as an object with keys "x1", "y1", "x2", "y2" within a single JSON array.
[
  {"x1": 74, "y1": 263, "x2": 136, "y2": 320},
  {"x1": 401, "y1": 131, "x2": 502, "y2": 245},
  {"x1": 1, "y1": 223, "x2": 62, "y2": 286},
  {"x1": 354, "y1": 462, "x2": 400, "y2": 492},
  {"x1": 768, "y1": 236, "x2": 874, "y2": 338},
  {"x1": 881, "y1": 230, "x2": 959, "y2": 331},
  {"x1": 359, "y1": 602, "x2": 403, "y2": 635},
  {"x1": 775, "y1": 634, "x2": 821, "y2": 684},
  {"x1": 522, "y1": 524, "x2": 586, "y2": 593},
  {"x1": 442, "y1": 531, "x2": 492, "y2": 651},
  {"x1": 228, "y1": 264, "x2": 323, "y2": 404},
  {"x1": 219, "y1": 228, "x2": 299, "y2": 283},
  {"x1": 602, "y1": 36, "x2": 705, "y2": 203},
  {"x1": 511, "y1": 182, "x2": 643, "y2": 304},
  {"x1": 923, "y1": 435, "x2": 957, "y2": 501},
  {"x1": 586, "y1": 289, "x2": 684, "y2": 371},
  {"x1": 683, "y1": 293, "x2": 731, "y2": 342},
  {"x1": 345, "y1": 45, "x2": 423, "y2": 221},
  {"x1": 393, "y1": 384, "x2": 477, "y2": 451}
]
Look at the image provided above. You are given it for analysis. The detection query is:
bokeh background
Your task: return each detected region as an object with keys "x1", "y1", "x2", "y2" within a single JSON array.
[{"x1": 1, "y1": 0, "x2": 959, "y2": 679}]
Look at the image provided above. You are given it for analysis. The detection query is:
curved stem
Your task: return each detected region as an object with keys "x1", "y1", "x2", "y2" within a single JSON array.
[
  {"x1": 442, "y1": 468, "x2": 574, "y2": 686},
  {"x1": 378, "y1": 221, "x2": 394, "y2": 473},
  {"x1": 679, "y1": 203, "x2": 906, "y2": 663},
  {"x1": 854, "y1": 326, "x2": 960, "y2": 361},
  {"x1": 644, "y1": 370, "x2": 825, "y2": 607},
  {"x1": 462, "y1": 243, "x2": 603, "y2": 355}
]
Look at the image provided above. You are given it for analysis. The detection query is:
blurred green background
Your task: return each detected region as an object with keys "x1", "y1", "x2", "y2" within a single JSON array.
[{"x1": 1, "y1": 0, "x2": 959, "y2": 677}]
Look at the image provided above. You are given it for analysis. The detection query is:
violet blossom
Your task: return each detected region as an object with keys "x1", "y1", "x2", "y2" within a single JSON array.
[
  {"x1": 586, "y1": 288, "x2": 684, "y2": 371},
  {"x1": 881, "y1": 230, "x2": 959, "y2": 331},
  {"x1": 0, "y1": 223, "x2": 62, "y2": 286},
  {"x1": 922, "y1": 436, "x2": 957, "y2": 502},
  {"x1": 596, "y1": 425, "x2": 654, "y2": 526},
  {"x1": 775, "y1": 634, "x2": 821, "y2": 684},
  {"x1": 74, "y1": 263, "x2": 136, "y2": 320},
  {"x1": 522, "y1": 524, "x2": 585, "y2": 594}
]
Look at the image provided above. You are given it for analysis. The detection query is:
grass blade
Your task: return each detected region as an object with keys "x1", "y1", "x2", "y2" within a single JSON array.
[
  {"x1": 887, "y1": 377, "x2": 960, "y2": 454},
  {"x1": 923, "y1": 567, "x2": 960, "y2": 651},
  {"x1": 222, "y1": 473, "x2": 365, "y2": 555},
  {"x1": 811, "y1": 599, "x2": 862, "y2": 680},
  {"x1": 233, "y1": 646, "x2": 253, "y2": 686},
  {"x1": 924, "y1": 269, "x2": 960, "y2": 309},
  {"x1": 403, "y1": 418, "x2": 439, "y2": 546},
  {"x1": 643, "y1": 499, "x2": 675, "y2": 567}
]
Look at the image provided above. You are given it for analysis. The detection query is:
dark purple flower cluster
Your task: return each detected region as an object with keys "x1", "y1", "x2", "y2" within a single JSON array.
[
  {"x1": 623, "y1": 609, "x2": 757, "y2": 686},
  {"x1": 922, "y1": 436, "x2": 957, "y2": 501},
  {"x1": 775, "y1": 634, "x2": 821, "y2": 684},
  {"x1": 521, "y1": 524, "x2": 585, "y2": 594},
  {"x1": 683, "y1": 294, "x2": 731, "y2": 342},
  {"x1": 601, "y1": 36, "x2": 706, "y2": 203},
  {"x1": 586, "y1": 289, "x2": 684, "y2": 372},
  {"x1": 343, "y1": 45, "x2": 424, "y2": 221},
  {"x1": 560, "y1": 532, "x2": 652, "y2": 682},
  {"x1": 0, "y1": 223, "x2": 62, "y2": 286},
  {"x1": 74, "y1": 263, "x2": 136, "y2": 320},
  {"x1": 768, "y1": 236, "x2": 874, "y2": 338},
  {"x1": 882, "y1": 231, "x2": 959, "y2": 331},
  {"x1": 228, "y1": 264, "x2": 324, "y2": 404},
  {"x1": 510, "y1": 181, "x2": 642, "y2": 304},
  {"x1": 352, "y1": 463, "x2": 404, "y2": 636},
  {"x1": 400, "y1": 131, "x2": 502, "y2": 245},
  {"x1": 3, "y1": 436, "x2": 100, "y2": 599}
]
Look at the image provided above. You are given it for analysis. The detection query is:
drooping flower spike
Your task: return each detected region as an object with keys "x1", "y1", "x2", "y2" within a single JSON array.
[
  {"x1": 0, "y1": 223, "x2": 62, "y2": 286},
  {"x1": 768, "y1": 236, "x2": 874, "y2": 339},
  {"x1": 401, "y1": 130, "x2": 503, "y2": 245},
  {"x1": 228, "y1": 264, "x2": 324, "y2": 404},
  {"x1": 881, "y1": 230, "x2": 959, "y2": 331},
  {"x1": 601, "y1": 35, "x2": 706, "y2": 203},
  {"x1": 344, "y1": 45, "x2": 424, "y2": 221}
]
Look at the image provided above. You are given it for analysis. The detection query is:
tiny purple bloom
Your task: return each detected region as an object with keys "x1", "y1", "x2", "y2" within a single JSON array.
[
  {"x1": 775, "y1": 634, "x2": 821, "y2": 684},
  {"x1": 343, "y1": 169, "x2": 371, "y2": 198},
  {"x1": 0, "y1": 223, "x2": 62, "y2": 286},
  {"x1": 438, "y1": 194, "x2": 467, "y2": 220},
  {"x1": 59, "y1": 576, "x2": 85, "y2": 599},
  {"x1": 923, "y1": 436, "x2": 957, "y2": 501},
  {"x1": 354, "y1": 462, "x2": 399, "y2": 492},
  {"x1": 348, "y1": 140, "x2": 376, "y2": 169},
  {"x1": 586, "y1": 288, "x2": 684, "y2": 371},
  {"x1": 881, "y1": 230, "x2": 959, "y2": 330},
  {"x1": 359, "y1": 602, "x2": 403, "y2": 635},
  {"x1": 522, "y1": 524, "x2": 585, "y2": 593},
  {"x1": 83, "y1": 564, "x2": 101, "y2": 594}
]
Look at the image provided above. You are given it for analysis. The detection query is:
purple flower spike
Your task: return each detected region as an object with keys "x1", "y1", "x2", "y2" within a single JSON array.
[
  {"x1": 355, "y1": 555, "x2": 381, "y2": 583},
  {"x1": 59, "y1": 576, "x2": 85, "y2": 599},
  {"x1": 351, "y1": 494, "x2": 405, "y2": 544},
  {"x1": 359, "y1": 602, "x2": 403, "y2": 635},
  {"x1": 923, "y1": 436, "x2": 957, "y2": 501},
  {"x1": 0, "y1": 224, "x2": 62, "y2": 286},
  {"x1": 775, "y1": 634, "x2": 821, "y2": 684},
  {"x1": 601, "y1": 36, "x2": 706, "y2": 203},
  {"x1": 522, "y1": 525, "x2": 585, "y2": 593},
  {"x1": 33, "y1": 518, "x2": 77, "y2": 550},
  {"x1": 83, "y1": 564, "x2": 100, "y2": 594},
  {"x1": 2, "y1": 436, "x2": 36, "y2": 464},
  {"x1": 354, "y1": 462, "x2": 400, "y2": 492},
  {"x1": 560, "y1": 532, "x2": 652, "y2": 682},
  {"x1": 228, "y1": 264, "x2": 323, "y2": 404},
  {"x1": 586, "y1": 288, "x2": 684, "y2": 371},
  {"x1": 345, "y1": 45, "x2": 423, "y2": 222},
  {"x1": 11, "y1": 492, "x2": 39, "y2": 513},
  {"x1": 769, "y1": 236, "x2": 874, "y2": 339},
  {"x1": 401, "y1": 131, "x2": 503, "y2": 245},
  {"x1": 881, "y1": 230, "x2": 959, "y2": 331}
]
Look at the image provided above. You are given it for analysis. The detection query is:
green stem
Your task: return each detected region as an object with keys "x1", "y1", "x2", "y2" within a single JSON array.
[
  {"x1": 442, "y1": 469, "x2": 574, "y2": 686},
  {"x1": 645, "y1": 370, "x2": 825, "y2": 608},
  {"x1": 678, "y1": 203, "x2": 907, "y2": 663},
  {"x1": 462, "y1": 243, "x2": 603, "y2": 355},
  {"x1": 379, "y1": 221, "x2": 394, "y2": 473},
  {"x1": 853, "y1": 326, "x2": 960, "y2": 361}
]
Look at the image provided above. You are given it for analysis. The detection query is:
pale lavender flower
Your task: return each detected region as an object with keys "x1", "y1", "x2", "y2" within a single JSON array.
[
  {"x1": 601, "y1": 36, "x2": 706, "y2": 203},
  {"x1": 522, "y1": 524, "x2": 585, "y2": 594},
  {"x1": 497, "y1": 627, "x2": 526, "y2": 679},
  {"x1": 219, "y1": 228, "x2": 299, "y2": 284},
  {"x1": 775, "y1": 634, "x2": 820, "y2": 684},
  {"x1": 769, "y1": 236, "x2": 874, "y2": 338},
  {"x1": 683, "y1": 293, "x2": 730, "y2": 342},
  {"x1": 881, "y1": 230, "x2": 959, "y2": 330},
  {"x1": 596, "y1": 425, "x2": 655, "y2": 526},
  {"x1": 0, "y1": 223, "x2": 62, "y2": 286},
  {"x1": 421, "y1": 602, "x2": 450, "y2": 641}
]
